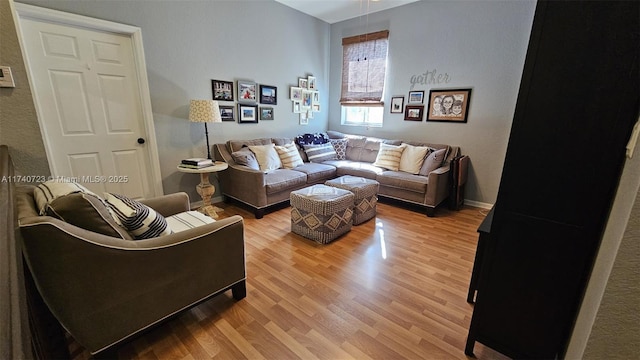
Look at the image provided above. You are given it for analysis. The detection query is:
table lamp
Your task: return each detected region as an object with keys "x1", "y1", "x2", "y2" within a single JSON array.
[{"x1": 189, "y1": 99, "x2": 222, "y2": 159}]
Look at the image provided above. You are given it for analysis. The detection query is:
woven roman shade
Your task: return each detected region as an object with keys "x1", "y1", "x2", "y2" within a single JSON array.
[{"x1": 340, "y1": 30, "x2": 389, "y2": 106}]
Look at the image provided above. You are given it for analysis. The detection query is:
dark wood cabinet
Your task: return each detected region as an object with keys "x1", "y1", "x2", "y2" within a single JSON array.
[{"x1": 465, "y1": 1, "x2": 639, "y2": 358}]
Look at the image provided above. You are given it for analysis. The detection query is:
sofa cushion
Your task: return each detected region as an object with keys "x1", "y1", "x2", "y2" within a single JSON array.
[
  {"x1": 345, "y1": 136, "x2": 366, "y2": 161},
  {"x1": 293, "y1": 163, "x2": 337, "y2": 183},
  {"x1": 329, "y1": 138, "x2": 348, "y2": 160},
  {"x1": 332, "y1": 161, "x2": 385, "y2": 179},
  {"x1": 231, "y1": 147, "x2": 260, "y2": 170},
  {"x1": 166, "y1": 211, "x2": 215, "y2": 233},
  {"x1": 399, "y1": 143, "x2": 431, "y2": 175},
  {"x1": 249, "y1": 144, "x2": 282, "y2": 172},
  {"x1": 275, "y1": 142, "x2": 304, "y2": 169},
  {"x1": 228, "y1": 138, "x2": 272, "y2": 153},
  {"x1": 373, "y1": 143, "x2": 406, "y2": 171},
  {"x1": 264, "y1": 169, "x2": 307, "y2": 195},
  {"x1": 104, "y1": 193, "x2": 172, "y2": 239},
  {"x1": 34, "y1": 180, "x2": 130, "y2": 239},
  {"x1": 303, "y1": 143, "x2": 337, "y2": 162},
  {"x1": 271, "y1": 137, "x2": 295, "y2": 146},
  {"x1": 377, "y1": 171, "x2": 429, "y2": 193},
  {"x1": 419, "y1": 148, "x2": 448, "y2": 175}
]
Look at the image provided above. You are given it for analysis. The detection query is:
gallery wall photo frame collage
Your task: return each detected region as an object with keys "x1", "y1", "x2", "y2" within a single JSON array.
[
  {"x1": 289, "y1": 75, "x2": 320, "y2": 125},
  {"x1": 390, "y1": 88, "x2": 472, "y2": 123},
  {"x1": 211, "y1": 79, "x2": 278, "y2": 123}
]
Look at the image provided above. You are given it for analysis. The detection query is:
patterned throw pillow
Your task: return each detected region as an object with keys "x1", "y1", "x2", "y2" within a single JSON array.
[
  {"x1": 248, "y1": 143, "x2": 282, "y2": 172},
  {"x1": 166, "y1": 211, "x2": 215, "y2": 233},
  {"x1": 372, "y1": 143, "x2": 406, "y2": 171},
  {"x1": 303, "y1": 143, "x2": 337, "y2": 162},
  {"x1": 295, "y1": 133, "x2": 329, "y2": 146},
  {"x1": 34, "y1": 180, "x2": 95, "y2": 215},
  {"x1": 104, "y1": 193, "x2": 172, "y2": 239},
  {"x1": 275, "y1": 142, "x2": 304, "y2": 169},
  {"x1": 399, "y1": 143, "x2": 430, "y2": 174},
  {"x1": 329, "y1": 138, "x2": 348, "y2": 160}
]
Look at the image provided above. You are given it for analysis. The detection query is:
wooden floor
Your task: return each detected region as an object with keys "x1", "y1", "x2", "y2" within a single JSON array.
[{"x1": 69, "y1": 201, "x2": 508, "y2": 359}]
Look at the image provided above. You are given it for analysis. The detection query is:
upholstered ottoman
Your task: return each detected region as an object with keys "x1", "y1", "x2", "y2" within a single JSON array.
[
  {"x1": 290, "y1": 184, "x2": 354, "y2": 244},
  {"x1": 325, "y1": 175, "x2": 379, "y2": 225}
]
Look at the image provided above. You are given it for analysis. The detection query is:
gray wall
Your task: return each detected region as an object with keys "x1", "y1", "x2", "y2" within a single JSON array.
[
  {"x1": 13, "y1": 0, "x2": 330, "y2": 201},
  {"x1": 328, "y1": 0, "x2": 537, "y2": 205},
  {"x1": 0, "y1": 0, "x2": 50, "y2": 178}
]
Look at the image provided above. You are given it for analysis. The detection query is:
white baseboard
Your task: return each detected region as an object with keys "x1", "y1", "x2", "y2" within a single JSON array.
[{"x1": 464, "y1": 199, "x2": 494, "y2": 209}]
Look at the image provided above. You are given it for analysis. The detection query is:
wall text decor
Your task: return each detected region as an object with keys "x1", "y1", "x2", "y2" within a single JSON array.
[{"x1": 409, "y1": 68, "x2": 452, "y2": 90}]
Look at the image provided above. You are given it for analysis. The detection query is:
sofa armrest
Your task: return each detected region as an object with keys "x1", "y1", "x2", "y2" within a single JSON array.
[
  {"x1": 218, "y1": 164, "x2": 268, "y2": 208},
  {"x1": 19, "y1": 215, "x2": 245, "y2": 354},
  {"x1": 139, "y1": 192, "x2": 190, "y2": 216},
  {"x1": 425, "y1": 165, "x2": 451, "y2": 207}
]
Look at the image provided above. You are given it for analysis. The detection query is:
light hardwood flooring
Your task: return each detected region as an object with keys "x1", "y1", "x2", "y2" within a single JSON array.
[{"x1": 69, "y1": 201, "x2": 508, "y2": 359}]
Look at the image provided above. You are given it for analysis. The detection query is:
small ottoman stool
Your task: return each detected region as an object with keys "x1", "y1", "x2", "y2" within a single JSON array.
[
  {"x1": 325, "y1": 175, "x2": 379, "y2": 225},
  {"x1": 290, "y1": 184, "x2": 354, "y2": 244}
]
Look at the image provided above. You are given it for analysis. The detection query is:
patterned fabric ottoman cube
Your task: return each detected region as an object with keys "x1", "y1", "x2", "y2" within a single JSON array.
[
  {"x1": 325, "y1": 175, "x2": 379, "y2": 225},
  {"x1": 290, "y1": 184, "x2": 354, "y2": 244}
]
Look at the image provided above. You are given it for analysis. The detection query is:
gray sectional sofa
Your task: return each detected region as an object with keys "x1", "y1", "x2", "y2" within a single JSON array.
[{"x1": 213, "y1": 131, "x2": 461, "y2": 218}]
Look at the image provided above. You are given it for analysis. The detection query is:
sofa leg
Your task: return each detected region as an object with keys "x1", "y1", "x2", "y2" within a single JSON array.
[
  {"x1": 254, "y1": 208, "x2": 264, "y2": 219},
  {"x1": 232, "y1": 280, "x2": 247, "y2": 300},
  {"x1": 425, "y1": 207, "x2": 435, "y2": 217}
]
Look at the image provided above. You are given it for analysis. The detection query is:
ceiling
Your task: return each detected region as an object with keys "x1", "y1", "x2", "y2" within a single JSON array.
[{"x1": 274, "y1": 0, "x2": 420, "y2": 24}]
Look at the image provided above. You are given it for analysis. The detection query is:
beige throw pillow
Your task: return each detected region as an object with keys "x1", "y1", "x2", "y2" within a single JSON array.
[
  {"x1": 399, "y1": 143, "x2": 430, "y2": 174},
  {"x1": 248, "y1": 143, "x2": 282, "y2": 172},
  {"x1": 373, "y1": 143, "x2": 406, "y2": 171},
  {"x1": 275, "y1": 142, "x2": 304, "y2": 169}
]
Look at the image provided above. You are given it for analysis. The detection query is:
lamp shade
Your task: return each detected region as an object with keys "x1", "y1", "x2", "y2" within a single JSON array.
[{"x1": 188, "y1": 99, "x2": 222, "y2": 123}]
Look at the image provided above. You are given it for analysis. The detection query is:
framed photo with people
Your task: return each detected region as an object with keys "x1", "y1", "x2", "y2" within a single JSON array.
[
  {"x1": 426, "y1": 88, "x2": 472, "y2": 123},
  {"x1": 237, "y1": 80, "x2": 257, "y2": 103}
]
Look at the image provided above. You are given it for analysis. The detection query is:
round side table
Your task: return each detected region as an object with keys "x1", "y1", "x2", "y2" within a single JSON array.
[{"x1": 177, "y1": 161, "x2": 228, "y2": 218}]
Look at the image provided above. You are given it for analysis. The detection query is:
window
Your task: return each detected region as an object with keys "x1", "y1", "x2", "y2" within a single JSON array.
[
  {"x1": 340, "y1": 30, "x2": 389, "y2": 126},
  {"x1": 341, "y1": 106, "x2": 383, "y2": 127}
]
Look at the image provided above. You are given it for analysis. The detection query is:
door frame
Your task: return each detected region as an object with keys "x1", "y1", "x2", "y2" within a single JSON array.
[{"x1": 13, "y1": 2, "x2": 163, "y2": 197}]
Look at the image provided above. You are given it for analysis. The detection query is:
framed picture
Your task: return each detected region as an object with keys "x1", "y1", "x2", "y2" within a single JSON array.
[
  {"x1": 290, "y1": 87, "x2": 303, "y2": 101},
  {"x1": 299, "y1": 112, "x2": 309, "y2": 125},
  {"x1": 238, "y1": 104, "x2": 258, "y2": 123},
  {"x1": 404, "y1": 105, "x2": 424, "y2": 121},
  {"x1": 212, "y1": 80, "x2": 234, "y2": 101},
  {"x1": 426, "y1": 88, "x2": 472, "y2": 123},
  {"x1": 301, "y1": 90, "x2": 313, "y2": 109},
  {"x1": 292, "y1": 101, "x2": 302, "y2": 113},
  {"x1": 308, "y1": 76, "x2": 317, "y2": 90},
  {"x1": 237, "y1": 80, "x2": 256, "y2": 103},
  {"x1": 408, "y1": 90, "x2": 424, "y2": 104},
  {"x1": 312, "y1": 91, "x2": 320, "y2": 105},
  {"x1": 259, "y1": 106, "x2": 274, "y2": 120},
  {"x1": 312, "y1": 104, "x2": 320, "y2": 112},
  {"x1": 390, "y1": 96, "x2": 404, "y2": 113},
  {"x1": 259, "y1": 85, "x2": 277, "y2": 105},
  {"x1": 298, "y1": 77, "x2": 308, "y2": 89},
  {"x1": 219, "y1": 105, "x2": 235, "y2": 121}
]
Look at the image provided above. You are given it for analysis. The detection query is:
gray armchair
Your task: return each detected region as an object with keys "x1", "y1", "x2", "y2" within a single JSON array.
[{"x1": 16, "y1": 186, "x2": 246, "y2": 355}]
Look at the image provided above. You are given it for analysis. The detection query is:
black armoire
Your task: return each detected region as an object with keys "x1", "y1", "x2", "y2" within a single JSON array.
[{"x1": 465, "y1": 1, "x2": 639, "y2": 359}]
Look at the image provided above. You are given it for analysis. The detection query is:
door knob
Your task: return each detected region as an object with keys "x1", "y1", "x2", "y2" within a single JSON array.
[{"x1": 137, "y1": 138, "x2": 145, "y2": 144}]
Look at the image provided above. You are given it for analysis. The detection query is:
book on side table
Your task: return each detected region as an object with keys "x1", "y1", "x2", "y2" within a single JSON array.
[{"x1": 179, "y1": 158, "x2": 213, "y2": 169}]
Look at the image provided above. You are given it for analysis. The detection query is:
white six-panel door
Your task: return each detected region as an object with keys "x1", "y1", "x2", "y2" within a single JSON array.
[{"x1": 16, "y1": 4, "x2": 161, "y2": 199}]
